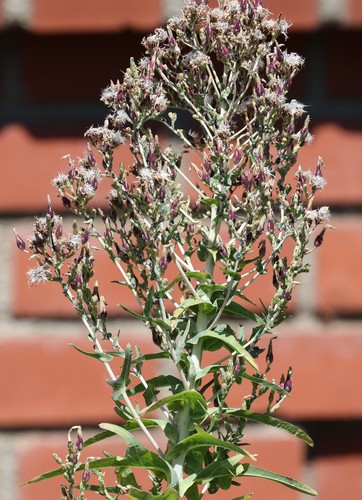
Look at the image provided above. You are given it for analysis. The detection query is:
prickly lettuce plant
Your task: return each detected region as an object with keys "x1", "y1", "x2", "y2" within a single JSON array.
[{"x1": 17, "y1": 0, "x2": 330, "y2": 498}]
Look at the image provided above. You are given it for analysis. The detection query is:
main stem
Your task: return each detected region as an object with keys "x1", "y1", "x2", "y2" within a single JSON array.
[{"x1": 172, "y1": 204, "x2": 220, "y2": 485}]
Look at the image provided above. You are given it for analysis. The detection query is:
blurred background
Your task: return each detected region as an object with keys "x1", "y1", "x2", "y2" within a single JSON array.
[{"x1": 0, "y1": 0, "x2": 362, "y2": 499}]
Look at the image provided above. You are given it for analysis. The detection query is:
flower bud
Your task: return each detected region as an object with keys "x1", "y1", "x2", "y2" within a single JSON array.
[
  {"x1": 14, "y1": 230, "x2": 26, "y2": 251},
  {"x1": 62, "y1": 196, "x2": 71, "y2": 209}
]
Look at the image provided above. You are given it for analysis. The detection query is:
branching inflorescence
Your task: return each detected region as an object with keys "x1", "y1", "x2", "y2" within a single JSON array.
[{"x1": 16, "y1": 1, "x2": 330, "y2": 498}]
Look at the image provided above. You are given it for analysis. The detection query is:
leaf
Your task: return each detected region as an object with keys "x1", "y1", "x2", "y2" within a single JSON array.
[
  {"x1": 128, "y1": 375, "x2": 184, "y2": 400},
  {"x1": 144, "y1": 286, "x2": 155, "y2": 317},
  {"x1": 99, "y1": 424, "x2": 176, "y2": 485},
  {"x1": 187, "y1": 326, "x2": 259, "y2": 372},
  {"x1": 242, "y1": 465, "x2": 317, "y2": 495},
  {"x1": 165, "y1": 427, "x2": 255, "y2": 461},
  {"x1": 179, "y1": 474, "x2": 197, "y2": 498},
  {"x1": 126, "y1": 487, "x2": 180, "y2": 500},
  {"x1": 69, "y1": 343, "x2": 114, "y2": 363},
  {"x1": 143, "y1": 391, "x2": 207, "y2": 422},
  {"x1": 118, "y1": 304, "x2": 171, "y2": 332},
  {"x1": 108, "y1": 344, "x2": 132, "y2": 399},
  {"x1": 240, "y1": 372, "x2": 288, "y2": 396},
  {"x1": 223, "y1": 301, "x2": 264, "y2": 324},
  {"x1": 224, "y1": 410, "x2": 314, "y2": 446},
  {"x1": 195, "y1": 453, "x2": 246, "y2": 482},
  {"x1": 174, "y1": 298, "x2": 216, "y2": 318}
]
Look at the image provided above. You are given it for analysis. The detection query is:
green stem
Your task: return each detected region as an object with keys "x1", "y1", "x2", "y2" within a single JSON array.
[{"x1": 172, "y1": 203, "x2": 221, "y2": 487}]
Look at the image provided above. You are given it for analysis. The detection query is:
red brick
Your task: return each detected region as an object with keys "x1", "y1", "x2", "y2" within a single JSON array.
[
  {"x1": 347, "y1": 0, "x2": 362, "y2": 27},
  {"x1": 17, "y1": 429, "x2": 166, "y2": 500},
  {"x1": 0, "y1": 333, "x2": 160, "y2": 427},
  {"x1": 31, "y1": 0, "x2": 162, "y2": 33},
  {"x1": 208, "y1": 0, "x2": 318, "y2": 30},
  {"x1": 262, "y1": 0, "x2": 319, "y2": 30},
  {"x1": 22, "y1": 32, "x2": 145, "y2": 102},
  {"x1": 297, "y1": 123, "x2": 362, "y2": 206},
  {"x1": 317, "y1": 216, "x2": 362, "y2": 316},
  {"x1": 314, "y1": 454, "x2": 362, "y2": 500},
  {"x1": 325, "y1": 31, "x2": 362, "y2": 99}
]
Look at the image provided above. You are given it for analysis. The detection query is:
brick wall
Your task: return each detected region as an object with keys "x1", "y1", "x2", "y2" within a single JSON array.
[{"x1": 1, "y1": 0, "x2": 361, "y2": 499}]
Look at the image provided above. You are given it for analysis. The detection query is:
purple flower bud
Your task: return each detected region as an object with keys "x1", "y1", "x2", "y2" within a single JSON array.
[
  {"x1": 258, "y1": 239, "x2": 266, "y2": 258},
  {"x1": 315, "y1": 156, "x2": 324, "y2": 177},
  {"x1": 158, "y1": 186, "x2": 166, "y2": 201},
  {"x1": 255, "y1": 78, "x2": 264, "y2": 97},
  {"x1": 187, "y1": 224, "x2": 195, "y2": 235},
  {"x1": 285, "y1": 367, "x2": 293, "y2": 393},
  {"x1": 169, "y1": 35, "x2": 175, "y2": 46},
  {"x1": 314, "y1": 229, "x2": 325, "y2": 248},
  {"x1": 76, "y1": 435, "x2": 83, "y2": 451},
  {"x1": 203, "y1": 161, "x2": 211, "y2": 174},
  {"x1": 267, "y1": 218, "x2": 275, "y2": 232},
  {"x1": 284, "y1": 290, "x2": 292, "y2": 301},
  {"x1": 266, "y1": 340, "x2": 274, "y2": 365},
  {"x1": 233, "y1": 148, "x2": 241, "y2": 163},
  {"x1": 55, "y1": 223, "x2": 63, "y2": 239},
  {"x1": 160, "y1": 255, "x2": 168, "y2": 271},
  {"x1": 62, "y1": 196, "x2": 71, "y2": 209},
  {"x1": 149, "y1": 152, "x2": 157, "y2": 167},
  {"x1": 178, "y1": 280, "x2": 186, "y2": 291},
  {"x1": 99, "y1": 295, "x2": 107, "y2": 321},
  {"x1": 14, "y1": 231, "x2": 26, "y2": 251},
  {"x1": 82, "y1": 469, "x2": 90, "y2": 483},
  {"x1": 81, "y1": 230, "x2": 89, "y2": 245},
  {"x1": 218, "y1": 243, "x2": 228, "y2": 258},
  {"x1": 74, "y1": 273, "x2": 83, "y2": 288},
  {"x1": 104, "y1": 228, "x2": 113, "y2": 240},
  {"x1": 195, "y1": 0, "x2": 202, "y2": 4},
  {"x1": 221, "y1": 45, "x2": 229, "y2": 58},
  {"x1": 233, "y1": 359, "x2": 241, "y2": 375},
  {"x1": 116, "y1": 90, "x2": 125, "y2": 103},
  {"x1": 228, "y1": 206, "x2": 236, "y2": 224},
  {"x1": 234, "y1": 19, "x2": 241, "y2": 34},
  {"x1": 47, "y1": 197, "x2": 55, "y2": 218},
  {"x1": 205, "y1": 24, "x2": 212, "y2": 38},
  {"x1": 240, "y1": 0, "x2": 247, "y2": 10}
]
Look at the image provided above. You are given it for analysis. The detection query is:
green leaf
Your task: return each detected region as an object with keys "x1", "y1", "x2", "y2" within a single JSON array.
[
  {"x1": 242, "y1": 465, "x2": 317, "y2": 496},
  {"x1": 128, "y1": 375, "x2": 184, "y2": 401},
  {"x1": 109, "y1": 344, "x2": 132, "y2": 399},
  {"x1": 240, "y1": 372, "x2": 288, "y2": 396},
  {"x1": 223, "y1": 301, "x2": 264, "y2": 324},
  {"x1": 187, "y1": 326, "x2": 259, "y2": 372},
  {"x1": 143, "y1": 391, "x2": 207, "y2": 422},
  {"x1": 69, "y1": 343, "x2": 114, "y2": 363},
  {"x1": 195, "y1": 453, "x2": 246, "y2": 482},
  {"x1": 185, "y1": 271, "x2": 211, "y2": 282},
  {"x1": 118, "y1": 304, "x2": 171, "y2": 332},
  {"x1": 165, "y1": 427, "x2": 255, "y2": 461},
  {"x1": 224, "y1": 410, "x2": 314, "y2": 446},
  {"x1": 144, "y1": 286, "x2": 155, "y2": 317},
  {"x1": 179, "y1": 474, "x2": 197, "y2": 498},
  {"x1": 174, "y1": 298, "x2": 216, "y2": 318},
  {"x1": 126, "y1": 487, "x2": 180, "y2": 500},
  {"x1": 99, "y1": 424, "x2": 176, "y2": 485}
]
